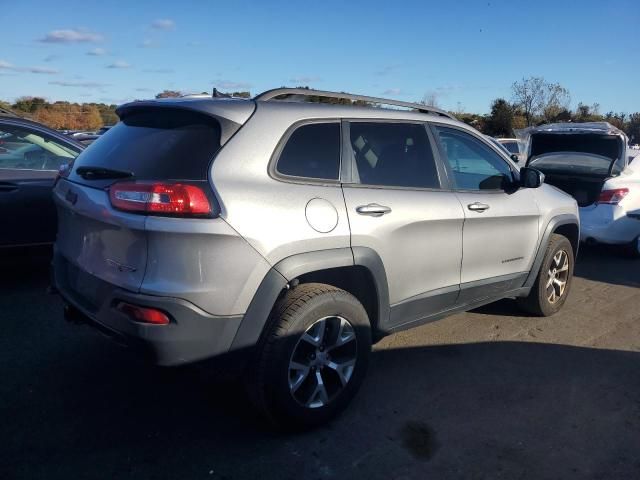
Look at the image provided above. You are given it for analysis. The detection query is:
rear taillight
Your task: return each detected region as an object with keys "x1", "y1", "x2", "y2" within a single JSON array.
[
  {"x1": 597, "y1": 188, "x2": 629, "y2": 205},
  {"x1": 109, "y1": 181, "x2": 212, "y2": 216},
  {"x1": 116, "y1": 302, "x2": 170, "y2": 325}
]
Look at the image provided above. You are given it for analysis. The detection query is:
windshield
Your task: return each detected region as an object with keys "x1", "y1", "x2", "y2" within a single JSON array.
[
  {"x1": 502, "y1": 141, "x2": 520, "y2": 154},
  {"x1": 530, "y1": 133, "x2": 620, "y2": 161},
  {"x1": 529, "y1": 152, "x2": 614, "y2": 176},
  {"x1": 528, "y1": 132, "x2": 623, "y2": 176}
]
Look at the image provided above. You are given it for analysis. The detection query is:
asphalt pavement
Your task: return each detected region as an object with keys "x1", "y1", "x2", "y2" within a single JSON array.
[{"x1": 0, "y1": 246, "x2": 638, "y2": 480}]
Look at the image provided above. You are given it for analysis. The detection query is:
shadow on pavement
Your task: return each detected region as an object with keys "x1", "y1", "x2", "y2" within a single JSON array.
[
  {"x1": 1, "y1": 287, "x2": 639, "y2": 480},
  {"x1": 1, "y1": 250, "x2": 639, "y2": 479},
  {"x1": 573, "y1": 244, "x2": 640, "y2": 288}
]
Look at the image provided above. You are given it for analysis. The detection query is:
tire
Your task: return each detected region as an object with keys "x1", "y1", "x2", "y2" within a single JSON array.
[
  {"x1": 245, "y1": 283, "x2": 371, "y2": 430},
  {"x1": 517, "y1": 234, "x2": 574, "y2": 317},
  {"x1": 624, "y1": 236, "x2": 640, "y2": 259}
]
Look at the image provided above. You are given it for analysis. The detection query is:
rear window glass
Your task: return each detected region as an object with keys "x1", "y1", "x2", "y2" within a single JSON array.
[
  {"x1": 69, "y1": 109, "x2": 221, "y2": 182},
  {"x1": 276, "y1": 123, "x2": 341, "y2": 180}
]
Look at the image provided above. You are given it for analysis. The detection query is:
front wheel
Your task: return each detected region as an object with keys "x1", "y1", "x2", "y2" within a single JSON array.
[
  {"x1": 246, "y1": 283, "x2": 371, "y2": 430},
  {"x1": 517, "y1": 234, "x2": 574, "y2": 316}
]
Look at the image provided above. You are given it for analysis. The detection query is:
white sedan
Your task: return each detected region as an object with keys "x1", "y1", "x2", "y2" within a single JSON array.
[{"x1": 518, "y1": 123, "x2": 640, "y2": 257}]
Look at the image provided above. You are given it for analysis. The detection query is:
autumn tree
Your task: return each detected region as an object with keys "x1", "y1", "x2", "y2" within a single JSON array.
[{"x1": 155, "y1": 90, "x2": 182, "y2": 98}]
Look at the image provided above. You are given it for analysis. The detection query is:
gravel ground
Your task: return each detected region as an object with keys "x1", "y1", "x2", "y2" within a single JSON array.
[{"x1": 0, "y1": 246, "x2": 638, "y2": 480}]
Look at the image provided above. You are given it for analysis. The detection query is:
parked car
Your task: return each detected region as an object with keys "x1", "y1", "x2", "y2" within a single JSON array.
[
  {"x1": 97, "y1": 126, "x2": 113, "y2": 135},
  {"x1": 521, "y1": 122, "x2": 640, "y2": 257},
  {"x1": 71, "y1": 132, "x2": 100, "y2": 145},
  {"x1": 52, "y1": 88, "x2": 579, "y2": 429},
  {"x1": 487, "y1": 136, "x2": 520, "y2": 162},
  {"x1": 0, "y1": 114, "x2": 84, "y2": 248},
  {"x1": 497, "y1": 138, "x2": 526, "y2": 163}
]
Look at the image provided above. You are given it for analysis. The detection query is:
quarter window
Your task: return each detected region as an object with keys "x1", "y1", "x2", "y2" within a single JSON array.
[
  {"x1": 349, "y1": 122, "x2": 440, "y2": 189},
  {"x1": 276, "y1": 122, "x2": 341, "y2": 180},
  {"x1": 435, "y1": 127, "x2": 513, "y2": 190}
]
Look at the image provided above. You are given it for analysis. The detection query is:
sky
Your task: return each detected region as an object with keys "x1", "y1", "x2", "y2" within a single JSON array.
[{"x1": 1, "y1": 0, "x2": 638, "y2": 114}]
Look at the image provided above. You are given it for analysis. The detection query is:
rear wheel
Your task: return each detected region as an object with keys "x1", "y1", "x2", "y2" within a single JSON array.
[
  {"x1": 517, "y1": 234, "x2": 574, "y2": 316},
  {"x1": 625, "y1": 236, "x2": 640, "y2": 259},
  {"x1": 246, "y1": 283, "x2": 371, "y2": 430}
]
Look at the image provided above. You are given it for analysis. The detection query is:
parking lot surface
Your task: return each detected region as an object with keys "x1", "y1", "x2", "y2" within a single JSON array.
[{"x1": 1, "y1": 246, "x2": 639, "y2": 480}]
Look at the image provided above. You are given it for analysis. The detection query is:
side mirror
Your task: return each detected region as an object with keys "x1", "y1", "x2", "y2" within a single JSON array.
[
  {"x1": 519, "y1": 167, "x2": 545, "y2": 188},
  {"x1": 510, "y1": 154, "x2": 519, "y2": 163}
]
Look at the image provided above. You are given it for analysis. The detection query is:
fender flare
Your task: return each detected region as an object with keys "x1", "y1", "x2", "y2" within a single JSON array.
[
  {"x1": 523, "y1": 214, "x2": 580, "y2": 289},
  {"x1": 229, "y1": 247, "x2": 390, "y2": 352}
]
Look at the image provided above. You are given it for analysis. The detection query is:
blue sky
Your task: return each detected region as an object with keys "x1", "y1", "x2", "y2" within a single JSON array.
[{"x1": 1, "y1": 0, "x2": 638, "y2": 113}]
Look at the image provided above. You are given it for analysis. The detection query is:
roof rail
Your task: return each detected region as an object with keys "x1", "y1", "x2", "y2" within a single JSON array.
[
  {"x1": 254, "y1": 88, "x2": 456, "y2": 119},
  {"x1": 0, "y1": 106, "x2": 19, "y2": 117}
]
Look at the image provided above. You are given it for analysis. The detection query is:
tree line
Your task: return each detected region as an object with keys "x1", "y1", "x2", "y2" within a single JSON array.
[
  {"x1": 2, "y1": 78, "x2": 638, "y2": 142},
  {"x1": 0, "y1": 97, "x2": 118, "y2": 130},
  {"x1": 462, "y1": 76, "x2": 639, "y2": 142}
]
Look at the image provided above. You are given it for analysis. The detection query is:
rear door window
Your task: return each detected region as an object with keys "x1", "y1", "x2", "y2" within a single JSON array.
[
  {"x1": 69, "y1": 109, "x2": 221, "y2": 185},
  {"x1": 276, "y1": 122, "x2": 341, "y2": 180},
  {"x1": 348, "y1": 122, "x2": 441, "y2": 189}
]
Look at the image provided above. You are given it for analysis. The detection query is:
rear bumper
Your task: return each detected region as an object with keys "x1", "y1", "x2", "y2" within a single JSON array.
[
  {"x1": 53, "y1": 251, "x2": 243, "y2": 366},
  {"x1": 579, "y1": 204, "x2": 640, "y2": 245}
]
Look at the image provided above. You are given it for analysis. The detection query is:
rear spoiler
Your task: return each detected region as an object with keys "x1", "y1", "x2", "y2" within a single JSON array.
[{"x1": 116, "y1": 99, "x2": 256, "y2": 145}]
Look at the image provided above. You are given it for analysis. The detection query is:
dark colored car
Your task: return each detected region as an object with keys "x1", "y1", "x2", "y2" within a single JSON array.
[{"x1": 0, "y1": 114, "x2": 84, "y2": 248}]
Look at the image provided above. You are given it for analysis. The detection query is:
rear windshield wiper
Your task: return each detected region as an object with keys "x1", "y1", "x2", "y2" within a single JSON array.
[{"x1": 75, "y1": 166, "x2": 134, "y2": 180}]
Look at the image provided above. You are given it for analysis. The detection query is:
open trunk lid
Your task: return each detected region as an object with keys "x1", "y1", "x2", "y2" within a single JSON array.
[
  {"x1": 54, "y1": 100, "x2": 253, "y2": 295},
  {"x1": 517, "y1": 123, "x2": 628, "y2": 207},
  {"x1": 522, "y1": 122, "x2": 627, "y2": 177}
]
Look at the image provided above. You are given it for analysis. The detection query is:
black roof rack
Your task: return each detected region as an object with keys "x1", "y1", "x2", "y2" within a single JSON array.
[
  {"x1": 0, "y1": 107, "x2": 19, "y2": 117},
  {"x1": 254, "y1": 88, "x2": 456, "y2": 119}
]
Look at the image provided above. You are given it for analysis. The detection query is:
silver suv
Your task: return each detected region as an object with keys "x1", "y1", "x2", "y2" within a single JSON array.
[{"x1": 53, "y1": 88, "x2": 579, "y2": 429}]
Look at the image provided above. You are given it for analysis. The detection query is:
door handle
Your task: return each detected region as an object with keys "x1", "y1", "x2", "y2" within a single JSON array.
[
  {"x1": 467, "y1": 202, "x2": 490, "y2": 212},
  {"x1": 0, "y1": 183, "x2": 19, "y2": 193},
  {"x1": 356, "y1": 203, "x2": 392, "y2": 217}
]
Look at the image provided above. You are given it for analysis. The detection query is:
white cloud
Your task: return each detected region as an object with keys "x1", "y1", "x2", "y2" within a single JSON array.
[
  {"x1": 135, "y1": 87, "x2": 153, "y2": 92},
  {"x1": 216, "y1": 81, "x2": 252, "y2": 90},
  {"x1": 25, "y1": 66, "x2": 59, "y2": 74},
  {"x1": 290, "y1": 75, "x2": 321, "y2": 84},
  {"x1": 106, "y1": 60, "x2": 131, "y2": 69},
  {"x1": 39, "y1": 28, "x2": 103, "y2": 43},
  {"x1": 139, "y1": 39, "x2": 158, "y2": 48},
  {"x1": 87, "y1": 48, "x2": 107, "y2": 56},
  {"x1": 151, "y1": 19, "x2": 175, "y2": 30},
  {"x1": 0, "y1": 60, "x2": 58, "y2": 74},
  {"x1": 143, "y1": 68, "x2": 173, "y2": 74},
  {"x1": 50, "y1": 80, "x2": 109, "y2": 88},
  {"x1": 375, "y1": 64, "x2": 402, "y2": 76},
  {"x1": 382, "y1": 88, "x2": 402, "y2": 96}
]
